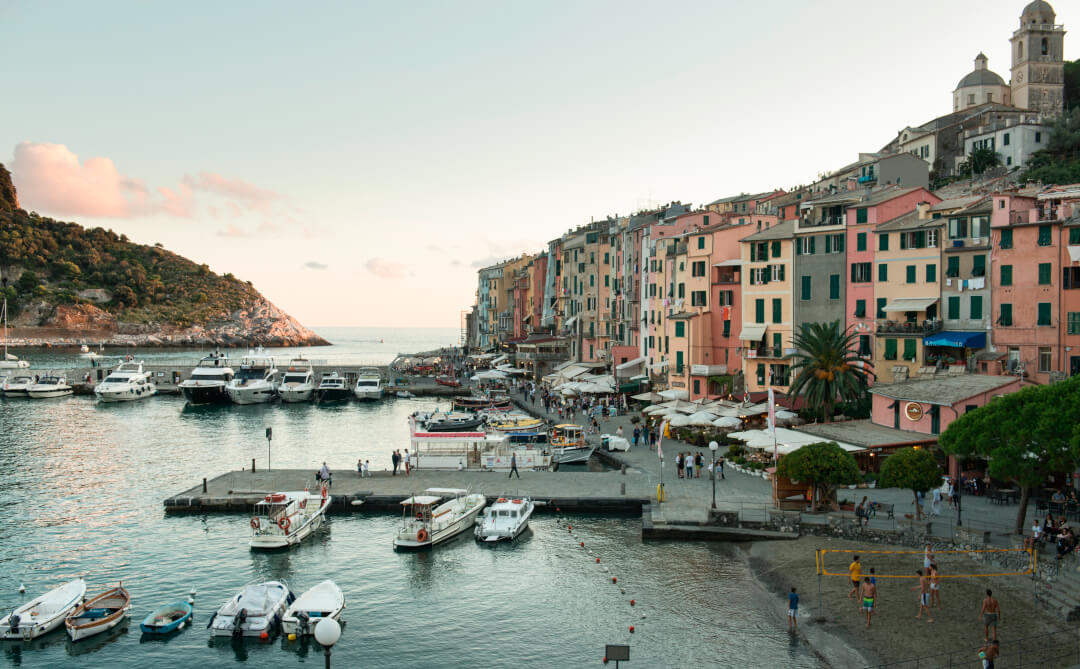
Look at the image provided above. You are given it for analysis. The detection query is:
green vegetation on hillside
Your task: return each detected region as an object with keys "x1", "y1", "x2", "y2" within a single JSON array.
[
  {"x1": 0, "y1": 164, "x2": 259, "y2": 327},
  {"x1": 1022, "y1": 107, "x2": 1080, "y2": 185}
]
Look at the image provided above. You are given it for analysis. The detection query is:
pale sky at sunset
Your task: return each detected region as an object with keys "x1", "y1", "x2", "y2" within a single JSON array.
[{"x1": 1, "y1": 1, "x2": 1075, "y2": 328}]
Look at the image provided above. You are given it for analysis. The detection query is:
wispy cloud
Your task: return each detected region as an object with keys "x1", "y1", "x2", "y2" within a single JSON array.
[
  {"x1": 364, "y1": 257, "x2": 409, "y2": 279},
  {"x1": 216, "y1": 224, "x2": 253, "y2": 238},
  {"x1": 470, "y1": 254, "x2": 509, "y2": 268},
  {"x1": 304, "y1": 261, "x2": 328, "y2": 270}
]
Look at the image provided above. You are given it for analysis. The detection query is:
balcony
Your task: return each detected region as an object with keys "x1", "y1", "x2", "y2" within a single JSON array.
[
  {"x1": 801, "y1": 215, "x2": 844, "y2": 228},
  {"x1": 876, "y1": 319, "x2": 943, "y2": 336},
  {"x1": 712, "y1": 270, "x2": 739, "y2": 285},
  {"x1": 857, "y1": 173, "x2": 877, "y2": 184}
]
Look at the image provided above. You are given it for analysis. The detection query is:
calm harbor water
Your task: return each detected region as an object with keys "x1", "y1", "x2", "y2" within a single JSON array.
[{"x1": 0, "y1": 328, "x2": 821, "y2": 667}]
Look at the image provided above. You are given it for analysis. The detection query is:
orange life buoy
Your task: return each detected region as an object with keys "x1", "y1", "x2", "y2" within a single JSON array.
[
  {"x1": 416, "y1": 528, "x2": 429, "y2": 542},
  {"x1": 497, "y1": 498, "x2": 508, "y2": 503},
  {"x1": 269, "y1": 493, "x2": 286, "y2": 503},
  {"x1": 278, "y1": 516, "x2": 291, "y2": 532},
  {"x1": 299, "y1": 498, "x2": 307, "y2": 509},
  {"x1": 513, "y1": 499, "x2": 523, "y2": 504},
  {"x1": 250, "y1": 517, "x2": 260, "y2": 529},
  {"x1": 321, "y1": 487, "x2": 328, "y2": 500}
]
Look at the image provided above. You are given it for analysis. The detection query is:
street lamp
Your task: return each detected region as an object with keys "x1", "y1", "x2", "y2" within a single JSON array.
[
  {"x1": 314, "y1": 617, "x2": 341, "y2": 669},
  {"x1": 956, "y1": 482, "x2": 963, "y2": 527},
  {"x1": 709, "y1": 440, "x2": 719, "y2": 510}
]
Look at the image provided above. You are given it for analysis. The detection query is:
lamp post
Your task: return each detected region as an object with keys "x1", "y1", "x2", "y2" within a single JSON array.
[
  {"x1": 709, "y1": 440, "x2": 719, "y2": 510},
  {"x1": 265, "y1": 427, "x2": 272, "y2": 472},
  {"x1": 956, "y1": 481, "x2": 963, "y2": 527},
  {"x1": 314, "y1": 617, "x2": 341, "y2": 669}
]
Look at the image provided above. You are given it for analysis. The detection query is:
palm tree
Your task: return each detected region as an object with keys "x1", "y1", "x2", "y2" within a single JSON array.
[{"x1": 787, "y1": 321, "x2": 874, "y2": 423}]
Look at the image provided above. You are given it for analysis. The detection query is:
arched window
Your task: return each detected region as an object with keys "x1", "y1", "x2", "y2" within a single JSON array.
[
  {"x1": 1018, "y1": 40, "x2": 1023, "y2": 58},
  {"x1": 1041, "y1": 38, "x2": 1048, "y2": 55}
]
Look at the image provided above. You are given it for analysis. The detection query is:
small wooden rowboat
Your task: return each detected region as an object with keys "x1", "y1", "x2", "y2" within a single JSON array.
[
  {"x1": 139, "y1": 600, "x2": 193, "y2": 635},
  {"x1": 66, "y1": 585, "x2": 131, "y2": 641}
]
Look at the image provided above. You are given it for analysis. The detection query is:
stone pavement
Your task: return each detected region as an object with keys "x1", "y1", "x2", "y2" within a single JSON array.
[{"x1": 510, "y1": 387, "x2": 1036, "y2": 538}]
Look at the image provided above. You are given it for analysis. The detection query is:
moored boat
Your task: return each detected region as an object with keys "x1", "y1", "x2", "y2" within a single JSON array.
[
  {"x1": 208, "y1": 581, "x2": 293, "y2": 638},
  {"x1": 353, "y1": 367, "x2": 383, "y2": 401},
  {"x1": 487, "y1": 415, "x2": 545, "y2": 434},
  {"x1": 179, "y1": 353, "x2": 234, "y2": 405},
  {"x1": 94, "y1": 361, "x2": 156, "y2": 403},
  {"x1": 550, "y1": 424, "x2": 594, "y2": 464},
  {"x1": 393, "y1": 488, "x2": 486, "y2": 549},
  {"x1": 65, "y1": 584, "x2": 131, "y2": 642},
  {"x1": 0, "y1": 579, "x2": 86, "y2": 641},
  {"x1": 278, "y1": 358, "x2": 315, "y2": 403},
  {"x1": 26, "y1": 375, "x2": 73, "y2": 399},
  {"x1": 225, "y1": 348, "x2": 279, "y2": 405},
  {"x1": 2, "y1": 374, "x2": 35, "y2": 397},
  {"x1": 139, "y1": 600, "x2": 193, "y2": 635},
  {"x1": 314, "y1": 372, "x2": 351, "y2": 403},
  {"x1": 475, "y1": 496, "x2": 534, "y2": 542},
  {"x1": 250, "y1": 486, "x2": 331, "y2": 549},
  {"x1": 281, "y1": 580, "x2": 345, "y2": 636},
  {"x1": 0, "y1": 297, "x2": 28, "y2": 369},
  {"x1": 434, "y1": 376, "x2": 460, "y2": 387}
]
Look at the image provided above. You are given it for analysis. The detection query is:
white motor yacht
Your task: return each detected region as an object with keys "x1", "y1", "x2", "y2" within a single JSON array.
[
  {"x1": 0, "y1": 579, "x2": 87, "y2": 640},
  {"x1": 475, "y1": 496, "x2": 534, "y2": 542},
  {"x1": 278, "y1": 358, "x2": 315, "y2": 403},
  {"x1": 314, "y1": 372, "x2": 351, "y2": 403},
  {"x1": 281, "y1": 580, "x2": 345, "y2": 637},
  {"x1": 0, "y1": 296, "x2": 29, "y2": 369},
  {"x1": 94, "y1": 361, "x2": 156, "y2": 402},
  {"x1": 353, "y1": 367, "x2": 383, "y2": 401},
  {"x1": 208, "y1": 581, "x2": 293, "y2": 638},
  {"x1": 2, "y1": 375, "x2": 34, "y2": 397},
  {"x1": 225, "y1": 348, "x2": 279, "y2": 405},
  {"x1": 178, "y1": 353, "x2": 234, "y2": 405},
  {"x1": 393, "y1": 488, "x2": 486, "y2": 550},
  {"x1": 250, "y1": 486, "x2": 331, "y2": 549},
  {"x1": 27, "y1": 375, "x2": 73, "y2": 399}
]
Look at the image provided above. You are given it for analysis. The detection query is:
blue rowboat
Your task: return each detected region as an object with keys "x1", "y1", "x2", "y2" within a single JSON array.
[{"x1": 139, "y1": 601, "x2": 192, "y2": 635}]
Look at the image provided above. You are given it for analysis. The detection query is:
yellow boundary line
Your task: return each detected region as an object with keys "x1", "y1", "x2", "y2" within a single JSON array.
[{"x1": 816, "y1": 546, "x2": 1035, "y2": 578}]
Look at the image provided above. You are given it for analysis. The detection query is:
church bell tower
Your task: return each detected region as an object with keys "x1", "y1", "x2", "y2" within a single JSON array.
[{"x1": 1010, "y1": 0, "x2": 1066, "y2": 115}]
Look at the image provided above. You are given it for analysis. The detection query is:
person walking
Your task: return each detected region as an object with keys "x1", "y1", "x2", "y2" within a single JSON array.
[
  {"x1": 357, "y1": 458, "x2": 363, "y2": 477},
  {"x1": 675, "y1": 452, "x2": 683, "y2": 479},
  {"x1": 718, "y1": 456, "x2": 725, "y2": 480},
  {"x1": 979, "y1": 589, "x2": 1000, "y2": 641},
  {"x1": 319, "y1": 462, "x2": 332, "y2": 488},
  {"x1": 847, "y1": 556, "x2": 861, "y2": 599},
  {"x1": 787, "y1": 587, "x2": 799, "y2": 632},
  {"x1": 861, "y1": 576, "x2": 876, "y2": 628},
  {"x1": 929, "y1": 563, "x2": 942, "y2": 609},
  {"x1": 695, "y1": 452, "x2": 703, "y2": 478},
  {"x1": 978, "y1": 640, "x2": 999, "y2": 669},
  {"x1": 632, "y1": 426, "x2": 640, "y2": 447},
  {"x1": 403, "y1": 448, "x2": 411, "y2": 476},
  {"x1": 363, "y1": 460, "x2": 370, "y2": 478},
  {"x1": 912, "y1": 569, "x2": 934, "y2": 622},
  {"x1": 509, "y1": 452, "x2": 520, "y2": 479},
  {"x1": 392, "y1": 450, "x2": 400, "y2": 476}
]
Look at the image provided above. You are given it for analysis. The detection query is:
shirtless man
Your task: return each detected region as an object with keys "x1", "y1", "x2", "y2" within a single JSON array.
[
  {"x1": 911, "y1": 569, "x2": 934, "y2": 622},
  {"x1": 929, "y1": 563, "x2": 942, "y2": 609},
  {"x1": 979, "y1": 639, "x2": 999, "y2": 669},
  {"x1": 979, "y1": 589, "x2": 1001, "y2": 641},
  {"x1": 861, "y1": 576, "x2": 876, "y2": 628}
]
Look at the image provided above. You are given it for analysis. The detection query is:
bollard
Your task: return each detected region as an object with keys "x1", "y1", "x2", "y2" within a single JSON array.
[
  {"x1": 621, "y1": 464, "x2": 626, "y2": 475},
  {"x1": 203, "y1": 478, "x2": 207, "y2": 493},
  {"x1": 620, "y1": 482, "x2": 626, "y2": 496},
  {"x1": 252, "y1": 458, "x2": 256, "y2": 473}
]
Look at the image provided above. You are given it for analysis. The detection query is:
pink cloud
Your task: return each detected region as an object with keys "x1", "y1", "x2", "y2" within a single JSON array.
[
  {"x1": 217, "y1": 224, "x2": 254, "y2": 238},
  {"x1": 182, "y1": 172, "x2": 280, "y2": 203},
  {"x1": 364, "y1": 257, "x2": 409, "y2": 279}
]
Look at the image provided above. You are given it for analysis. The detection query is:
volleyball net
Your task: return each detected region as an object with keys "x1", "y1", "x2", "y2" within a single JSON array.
[{"x1": 815, "y1": 546, "x2": 1036, "y2": 579}]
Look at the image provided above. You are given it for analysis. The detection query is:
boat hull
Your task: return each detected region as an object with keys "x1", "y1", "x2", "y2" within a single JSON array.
[
  {"x1": 27, "y1": 389, "x2": 73, "y2": 399},
  {"x1": 0, "y1": 579, "x2": 87, "y2": 641},
  {"x1": 180, "y1": 384, "x2": 230, "y2": 405},
  {"x1": 250, "y1": 503, "x2": 328, "y2": 549},
  {"x1": 315, "y1": 388, "x2": 352, "y2": 403},
  {"x1": 95, "y1": 386, "x2": 156, "y2": 402},
  {"x1": 353, "y1": 388, "x2": 383, "y2": 401},
  {"x1": 394, "y1": 498, "x2": 486, "y2": 550},
  {"x1": 476, "y1": 501, "x2": 535, "y2": 542},
  {"x1": 139, "y1": 601, "x2": 193, "y2": 635},
  {"x1": 278, "y1": 386, "x2": 314, "y2": 403},
  {"x1": 281, "y1": 581, "x2": 345, "y2": 636},
  {"x1": 226, "y1": 383, "x2": 277, "y2": 405},
  {"x1": 65, "y1": 587, "x2": 131, "y2": 642},
  {"x1": 554, "y1": 446, "x2": 595, "y2": 464},
  {"x1": 1, "y1": 388, "x2": 30, "y2": 398}
]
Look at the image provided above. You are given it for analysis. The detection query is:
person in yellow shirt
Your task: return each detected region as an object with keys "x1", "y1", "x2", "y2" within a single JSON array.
[{"x1": 848, "y1": 555, "x2": 861, "y2": 599}]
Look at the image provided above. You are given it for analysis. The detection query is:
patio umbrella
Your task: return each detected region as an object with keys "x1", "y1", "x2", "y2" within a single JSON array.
[
  {"x1": 644, "y1": 405, "x2": 668, "y2": 415},
  {"x1": 687, "y1": 412, "x2": 719, "y2": 427},
  {"x1": 668, "y1": 414, "x2": 692, "y2": 427},
  {"x1": 658, "y1": 389, "x2": 689, "y2": 401},
  {"x1": 631, "y1": 392, "x2": 664, "y2": 402},
  {"x1": 578, "y1": 382, "x2": 614, "y2": 394},
  {"x1": 713, "y1": 416, "x2": 741, "y2": 428},
  {"x1": 775, "y1": 410, "x2": 797, "y2": 420}
]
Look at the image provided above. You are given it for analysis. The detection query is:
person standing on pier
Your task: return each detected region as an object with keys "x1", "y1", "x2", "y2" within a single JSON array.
[
  {"x1": 675, "y1": 453, "x2": 683, "y2": 479},
  {"x1": 363, "y1": 460, "x2": 370, "y2": 478},
  {"x1": 509, "y1": 453, "x2": 520, "y2": 479},
  {"x1": 403, "y1": 449, "x2": 411, "y2": 476},
  {"x1": 392, "y1": 450, "x2": 400, "y2": 476}
]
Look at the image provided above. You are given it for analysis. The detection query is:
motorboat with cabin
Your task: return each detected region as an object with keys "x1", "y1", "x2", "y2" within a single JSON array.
[
  {"x1": 208, "y1": 581, "x2": 293, "y2": 638},
  {"x1": 65, "y1": 584, "x2": 131, "y2": 642},
  {"x1": 0, "y1": 295, "x2": 29, "y2": 369},
  {"x1": 353, "y1": 367, "x2": 383, "y2": 401},
  {"x1": 420, "y1": 410, "x2": 486, "y2": 432},
  {"x1": 281, "y1": 580, "x2": 345, "y2": 637},
  {"x1": 487, "y1": 414, "x2": 545, "y2": 434},
  {"x1": 0, "y1": 578, "x2": 86, "y2": 640},
  {"x1": 225, "y1": 348, "x2": 279, "y2": 405},
  {"x1": 550, "y1": 424, "x2": 594, "y2": 464},
  {"x1": 179, "y1": 353, "x2": 234, "y2": 405},
  {"x1": 2, "y1": 374, "x2": 35, "y2": 397},
  {"x1": 78, "y1": 344, "x2": 103, "y2": 361},
  {"x1": 409, "y1": 415, "x2": 552, "y2": 471},
  {"x1": 278, "y1": 358, "x2": 315, "y2": 403},
  {"x1": 393, "y1": 488, "x2": 486, "y2": 549},
  {"x1": 26, "y1": 375, "x2": 73, "y2": 399},
  {"x1": 94, "y1": 361, "x2": 156, "y2": 402},
  {"x1": 314, "y1": 372, "x2": 351, "y2": 403},
  {"x1": 475, "y1": 496, "x2": 535, "y2": 542},
  {"x1": 249, "y1": 485, "x2": 331, "y2": 549}
]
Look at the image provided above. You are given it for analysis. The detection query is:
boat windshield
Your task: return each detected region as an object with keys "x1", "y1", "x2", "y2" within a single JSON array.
[
  {"x1": 103, "y1": 376, "x2": 132, "y2": 383},
  {"x1": 39, "y1": 377, "x2": 62, "y2": 384},
  {"x1": 189, "y1": 373, "x2": 228, "y2": 382},
  {"x1": 283, "y1": 374, "x2": 309, "y2": 383},
  {"x1": 356, "y1": 380, "x2": 378, "y2": 387},
  {"x1": 236, "y1": 368, "x2": 267, "y2": 381}
]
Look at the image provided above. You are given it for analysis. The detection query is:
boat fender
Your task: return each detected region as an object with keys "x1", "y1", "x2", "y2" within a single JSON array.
[
  {"x1": 278, "y1": 516, "x2": 291, "y2": 533},
  {"x1": 416, "y1": 528, "x2": 429, "y2": 542},
  {"x1": 512, "y1": 499, "x2": 523, "y2": 504},
  {"x1": 321, "y1": 487, "x2": 328, "y2": 501},
  {"x1": 250, "y1": 517, "x2": 260, "y2": 530}
]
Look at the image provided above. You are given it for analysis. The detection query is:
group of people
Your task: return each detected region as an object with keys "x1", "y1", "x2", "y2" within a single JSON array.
[
  {"x1": 672, "y1": 451, "x2": 724, "y2": 480},
  {"x1": 1029, "y1": 513, "x2": 1079, "y2": 558},
  {"x1": 391, "y1": 449, "x2": 410, "y2": 476}
]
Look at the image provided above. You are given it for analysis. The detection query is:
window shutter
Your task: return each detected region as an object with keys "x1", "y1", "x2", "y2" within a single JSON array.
[
  {"x1": 999, "y1": 304, "x2": 1012, "y2": 326},
  {"x1": 1038, "y1": 302, "x2": 1051, "y2": 325},
  {"x1": 825, "y1": 236, "x2": 832, "y2": 254},
  {"x1": 809, "y1": 237, "x2": 816, "y2": 254},
  {"x1": 876, "y1": 298, "x2": 887, "y2": 319},
  {"x1": 884, "y1": 338, "x2": 897, "y2": 359},
  {"x1": 926, "y1": 264, "x2": 936, "y2": 282},
  {"x1": 851, "y1": 264, "x2": 857, "y2": 282},
  {"x1": 857, "y1": 232, "x2": 867, "y2": 252},
  {"x1": 904, "y1": 338, "x2": 917, "y2": 361},
  {"x1": 879, "y1": 234, "x2": 889, "y2": 251},
  {"x1": 779, "y1": 264, "x2": 786, "y2": 281},
  {"x1": 750, "y1": 244, "x2": 756, "y2": 262},
  {"x1": 970, "y1": 295, "x2": 983, "y2": 320},
  {"x1": 836, "y1": 234, "x2": 844, "y2": 252},
  {"x1": 948, "y1": 296, "x2": 960, "y2": 320},
  {"x1": 830, "y1": 274, "x2": 840, "y2": 299},
  {"x1": 1001, "y1": 265, "x2": 1012, "y2": 286},
  {"x1": 878, "y1": 263, "x2": 888, "y2": 282},
  {"x1": 900, "y1": 233, "x2": 908, "y2": 250},
  {"x1": 771, "y1": 241, "x2": 780, "y2": 258}
]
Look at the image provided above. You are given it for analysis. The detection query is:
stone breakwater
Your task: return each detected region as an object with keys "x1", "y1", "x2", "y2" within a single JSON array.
[{"x1": 7, "y1": 300, "x2": 329, "y2": 348}]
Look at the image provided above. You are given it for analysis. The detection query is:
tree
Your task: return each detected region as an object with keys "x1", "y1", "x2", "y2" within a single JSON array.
[
  {"x1": 957, "y1": 147, "x2": 1002, "y2": 176},
  {"x1": 938, "y1": 377, "x2": 1080, "y2": 534},
  {"x1": 878, "y1": 447, "x2": 942, "y2": 521},
  {"x1": 1022, "y1": 107, "x2": 1080, "y2": 185},
  {"x1": 776, "y1": 441, "x2": 861, "y2": 511},
  {"x1": 788, "y1": 321, "x2": 874, "y2": 423},
  {"x1": 113, "y1": 285, "x2": 137, "y2": 308}
]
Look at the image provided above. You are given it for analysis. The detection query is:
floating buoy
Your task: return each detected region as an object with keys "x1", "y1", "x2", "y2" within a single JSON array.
[
  {"x1": 190, "y1": 587, "x2": 197, "y2": 597},
  {"x1": 187, "y1": 596, "x2": 194, "y2": 605},
  {"x1": 580, "y1": 541, "x2": 584, "y2": 548},
  {"x1": 260, "y1": 631, "x2": 269, "y2": 641},
  {"x1": 568, "y1": 525, "x2": 572, "y2": 530},
  {"x1": 630, "y1": 599, "x2": 635, "y2": 606},
  {"x1": 18, "y1": 584, "x2": 25, "y2": 594},
  {"x1": 603, "y1": 657, "x2": 609, "y2": 664},
  {"x1": 612, "y1": 577, "x2": 617, "y2": 583},
  {"x1": 629, "y1": 625, "x2": 635, "y2": 633},
  {"x1": 596, "y1": 557, "x2": 600, "y2": 563},
  {"x1": 288, "y1": 633, "x2": 297, "y2": 641},
  {"x1": 556, "y1": 507, "x2": 561, "y2": 513}
]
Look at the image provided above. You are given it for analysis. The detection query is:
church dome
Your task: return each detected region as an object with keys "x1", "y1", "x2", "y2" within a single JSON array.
[
  {"x1": 954, "y1": 53, "x2": 1006, "y2": 91},
  {"x1": 1021, "y1": 0, "x2": 1055, "y2": 25}
]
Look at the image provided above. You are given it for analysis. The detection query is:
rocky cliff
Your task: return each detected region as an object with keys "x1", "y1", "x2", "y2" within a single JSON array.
[{"x1": 0, "y1": 163, "x2": 328, "y2": 348}]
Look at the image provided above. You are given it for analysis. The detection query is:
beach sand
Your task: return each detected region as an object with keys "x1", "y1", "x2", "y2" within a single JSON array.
[{"x1": 744, "y1": 536, "x2": 1071, "y2": 667}]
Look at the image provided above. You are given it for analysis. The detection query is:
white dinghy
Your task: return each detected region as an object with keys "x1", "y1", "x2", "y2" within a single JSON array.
[
  {"x1": 65, "y1": 584, "x2": 131, "y2": 641},
  {"x1": 281, "y1": 580, "x2": 345, "y2": 636},
  {"x1": 0, "y1": 578, "x2": 87, "y2": 640}
]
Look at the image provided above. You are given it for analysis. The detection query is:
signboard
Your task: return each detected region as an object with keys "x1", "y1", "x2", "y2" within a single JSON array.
[
  {"x1": 690, "y1": 365, "x2": 709, "y2": 376},
  {"x1": 605, "y1": 645, "x2": 630, "y2": 662},
  {"x1": 904, "y1": 402, "x2": 924, "y2": 422}
]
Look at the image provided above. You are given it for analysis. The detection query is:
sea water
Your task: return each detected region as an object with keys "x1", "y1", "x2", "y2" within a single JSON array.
[{"x1": 0, "y1": 328, "x2": 820, "y2": 667}]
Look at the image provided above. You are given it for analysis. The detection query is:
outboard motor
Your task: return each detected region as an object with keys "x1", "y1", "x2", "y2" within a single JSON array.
[
  {"x1": 232, "y1": 608, "x2": 248, "y2": 639},
  {"x1": 8, "y1": 613, "x2": 20, "y2": 635},
  {"x1": 296, "y1": 610, "x2": 310, "y2": 634}
]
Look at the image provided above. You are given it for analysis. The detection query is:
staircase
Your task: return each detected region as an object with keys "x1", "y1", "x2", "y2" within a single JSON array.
[{"x1": 1039, "y1": 551, "x2": 1080, "y2": 622}]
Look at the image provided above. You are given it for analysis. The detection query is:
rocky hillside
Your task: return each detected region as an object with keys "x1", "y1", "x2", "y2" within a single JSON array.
[{"x1": 0, "y1": 163, "x2": 328, "y2": 348}]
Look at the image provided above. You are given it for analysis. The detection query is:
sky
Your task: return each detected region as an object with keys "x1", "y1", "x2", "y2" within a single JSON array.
[{"x1": 1, "y1": 0, "x2": 1076, "y2": 328}]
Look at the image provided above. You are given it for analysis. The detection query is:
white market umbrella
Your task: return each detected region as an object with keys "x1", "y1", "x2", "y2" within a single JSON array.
[
  {"x1": 644, "y1": 405, "x2": 668, "y2": 415},
  {"x1": 668, "y1": 415, "x2": 692, "y2": 427},
  {"x1": 631, "y1": 392, "x2": 663, "y2": 402},
  {"x1": 775, "y1": 410, "x2": 797, "y2": 420},
  {"x1": 658, "y1": 389, "x2": 689, "y2": 401},
  {"x1": 713, "y1": 416, "x2": 742, "y2": 428},
  {"x1": 687, "y1": 412, "x2": 718, "y2": 427},
  {"x1": 578, "y1": 382, "x2": 614, "y2": 394}
]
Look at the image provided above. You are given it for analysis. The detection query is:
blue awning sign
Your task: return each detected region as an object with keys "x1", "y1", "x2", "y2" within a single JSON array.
[{"x1": 922, "y1": 331, "x2": 986, "y2": 348}]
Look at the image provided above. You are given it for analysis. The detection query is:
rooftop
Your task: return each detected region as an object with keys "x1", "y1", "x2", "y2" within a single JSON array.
[
  {"x1": 875, "y1": 209, "x2": 942, "y2": 232},
  {"x1": 869, "y1": 374, "x2": 1019, "y2": 406},
  {"x1": 795, "y1": 420, "x2": 937, "y2": 448},
  {"x1": 741, "y1": 220, "x2": 796, "y2": 242},
  {"x1": 930, "y1": 195, "x2": 982, "y2": 212}
]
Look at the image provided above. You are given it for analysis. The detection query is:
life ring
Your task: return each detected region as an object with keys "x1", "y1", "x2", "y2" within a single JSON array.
[
  {"x1": 497, "y1": 498, "x2": 508, "y2": 503},
  {"x1": 415, "y1": 512, "x2": 423, "y2": 520},
  {"x1": 299, "y1": 498, "x2": 307, "y2": 509},
  {"x1": 416, "y1": 529, "x2": 429, "y2": 542},
  {"x1": 250, "y1": 517, "x2": 260, "y2": 529},
  {"x1": 512, "y1": 499, "x2": 523, "y2": 504},
  {"x1": 266, "y1": 493, "x2": 286, "y2": 503},
  {"x1": 278, "y1": 516, "x2": 291, "y2": 532}
]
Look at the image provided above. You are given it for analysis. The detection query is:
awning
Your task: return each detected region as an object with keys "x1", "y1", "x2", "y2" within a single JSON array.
[
  {"x1": 739, "y1": 324, "x2": 768, "y2": 341},
  {"x1": 565, "y1": 315, "x2": 578, "y2": 327},
  {"x1": 616, "y1": 356, "x2": 647, "y2": 371},
  {"x1": 923, "y1": 331, "x2": 987, "y2": 348},
  {"x1": 712, "y1": 259, "x2": 742, "y2": 267},
  {"x1": 1069, "y1": 246, "x2": 1080, "y2": 264},
  {"x1": 882, "y1": 297, "x2": 938, "y2": 312},
  {"x1": 522, "y1": 314, "x2": 532, "y2": 324},
  {"x1": 648, "y1": 360, "x2": 669, "y2": 371}
]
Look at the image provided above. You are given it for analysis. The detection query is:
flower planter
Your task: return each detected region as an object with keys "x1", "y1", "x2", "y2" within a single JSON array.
[
  {"x1": 847, "y1": 484, "x2": 857, "y2": 490},
  {"x1": 868, "y1": 481, "x2": 877, "y2": 489}
]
